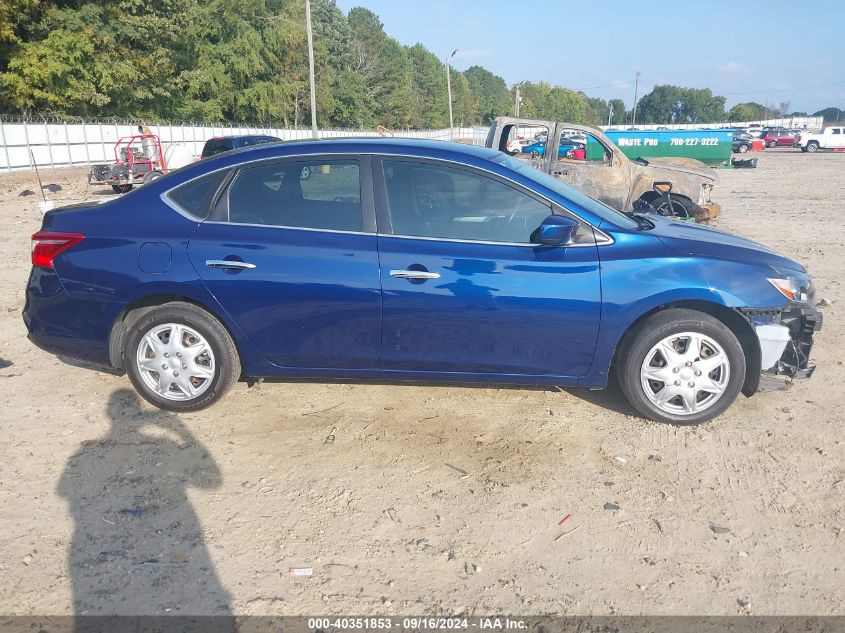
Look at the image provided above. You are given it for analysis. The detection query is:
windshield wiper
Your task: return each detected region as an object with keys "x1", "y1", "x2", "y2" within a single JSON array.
[{"x1": 625, "y1": 211, "x2": 655, "y2": 230}]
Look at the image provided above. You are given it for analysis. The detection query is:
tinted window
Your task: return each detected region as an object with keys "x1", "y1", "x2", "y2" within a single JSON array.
[
  {"x1": 167, "y1": 169, "x2": 229, "y2": 219},
  {"x1": 491, "y1": 152, "x2": 639, "y2": 230},
  {"x1": 221, "y1": 160, "x2": 362, "y2": 231},
  {"x1": 833, "y1": 129, "x2": 841, "y2": 135},
  {"x1": 382, "y1": 160, "x2": 552, "y2": 244}
]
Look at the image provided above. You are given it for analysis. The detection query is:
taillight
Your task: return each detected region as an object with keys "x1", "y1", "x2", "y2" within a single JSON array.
[{"x1": 31, "y1": 231, "x2": 85, "y2": 269}]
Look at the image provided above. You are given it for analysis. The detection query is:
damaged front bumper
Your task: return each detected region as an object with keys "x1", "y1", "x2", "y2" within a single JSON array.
[{"x1": 741, "y1": 304, "x2": 823, "y2": 388}]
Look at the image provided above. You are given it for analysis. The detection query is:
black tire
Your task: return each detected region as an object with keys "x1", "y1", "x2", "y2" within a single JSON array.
[
  {"x1": 615, "y1": 309, "x2": 746, "y2": 425},
  {"x1": 738, "y1": 143, "x2": 749, "y2": 153},
  {"x1": 653, "y1": 194, "x2": 695, "y2": 220},
  {"x1": 767, "y1": 140, "x2": 777, "y2": 148},
  {"x1": 112, "y1": 184, "x2": 133, "y2": 194},
  {"x1": 806, "y1": 142, "x2": 819, "y2": 153},
  {"x1": 124, "y1": 302, "x2": 241, "y2": 412},
  {"x1": 142, "y1": 170, "x2": 164, "y2": 184}
]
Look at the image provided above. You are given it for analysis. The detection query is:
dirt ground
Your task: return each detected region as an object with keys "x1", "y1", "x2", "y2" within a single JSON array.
[{"x1": 0, "y1": 151, "x2": 843, "y2": 617}]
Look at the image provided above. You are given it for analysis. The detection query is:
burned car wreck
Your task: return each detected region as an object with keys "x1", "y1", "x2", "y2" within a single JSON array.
[{"x1": 487, "y1": 117, "x2": 720, "y2": 222}]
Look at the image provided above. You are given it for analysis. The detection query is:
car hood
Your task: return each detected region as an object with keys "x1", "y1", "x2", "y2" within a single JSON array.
[
  {"x1": 645, "y1": 215, "x2": 805, "y2": 272},
  {"x1": 637, "y1": 157, "x2": 717, "y2": 182}
]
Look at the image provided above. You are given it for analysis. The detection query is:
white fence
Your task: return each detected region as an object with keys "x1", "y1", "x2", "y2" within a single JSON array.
[
  {"x1": 0, "y1": 119, "x2": 490, "y2": 171},
  {"x1": 604, "y1": 116, "x2": 823, "y2": 131}
]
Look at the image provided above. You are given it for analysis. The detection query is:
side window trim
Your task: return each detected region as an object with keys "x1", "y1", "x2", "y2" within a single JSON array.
[{"x1": 373, "y1": 155, "x2": 603, "y2": 247}]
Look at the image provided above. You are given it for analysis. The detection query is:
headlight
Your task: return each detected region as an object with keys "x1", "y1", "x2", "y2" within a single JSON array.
[{"x1": 768, "y1": 277, "x2": 808, "y2": 302}]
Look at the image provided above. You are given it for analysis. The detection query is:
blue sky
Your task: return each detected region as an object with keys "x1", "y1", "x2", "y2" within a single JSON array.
[{"x1": 334, "y1": 0, "x2": 845, "y2": 113}]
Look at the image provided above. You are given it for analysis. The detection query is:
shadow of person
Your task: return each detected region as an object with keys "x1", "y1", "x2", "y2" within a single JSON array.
[{"x1": 58, "y1": 389, "x2": 234, "y2": 630}]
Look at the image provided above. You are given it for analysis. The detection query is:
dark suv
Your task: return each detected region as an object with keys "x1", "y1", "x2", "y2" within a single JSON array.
[{"x1": 200, "y1": 135, "x2": 280, "y2": 159}]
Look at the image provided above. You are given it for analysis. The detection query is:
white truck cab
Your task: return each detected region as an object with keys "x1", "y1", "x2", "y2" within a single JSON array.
[{"x1": 798, "y1": 126, "x2": 845, "y2": 152}]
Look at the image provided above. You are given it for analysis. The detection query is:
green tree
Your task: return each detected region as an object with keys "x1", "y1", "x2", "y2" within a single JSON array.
[
  {"x1": 727, "y1": 102, "x2": 767, "y2": 122},
  {"x1": 464, "y1": 65, "x2": 510, "y2": 124},
  {"x1": 407, "y1": 44, "x2": 447, "y2": 128},
  {"x1": 518, "y1": 81, "x2": 588, "y2": 122},
  {"x1": 812, "y1": 107, "x2": 844, "y2": 124},
  {"x1": 636, "y1": 85, "x2": 726, "y2": 124},
  {"x1": 608, "y1": 98, "x2": 626, "y2": 125},
  {"x1": 348, "y1": 7, "x2": 412, "y2": 128}
]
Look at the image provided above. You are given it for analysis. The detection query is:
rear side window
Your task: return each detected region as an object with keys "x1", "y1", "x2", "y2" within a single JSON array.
[
  {"x1": 167, "y1": 169, "x2": 230, "y2": 219},
  {"x1": 217, "y1": 159, "x2": 362, "y2": 231}
]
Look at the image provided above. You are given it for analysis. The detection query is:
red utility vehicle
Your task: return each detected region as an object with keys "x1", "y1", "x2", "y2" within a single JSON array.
[{"x1": 88, "y1": 134, "x2": 168, "y2": 194}]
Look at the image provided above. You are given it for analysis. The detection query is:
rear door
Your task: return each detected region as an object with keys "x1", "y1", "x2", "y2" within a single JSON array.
[
  {"x1": 185, "y1": 156, "x2": 382, "y2": 369},
  {"x1": 374, "y1": 156, "x2": 602, "y2": 378}
]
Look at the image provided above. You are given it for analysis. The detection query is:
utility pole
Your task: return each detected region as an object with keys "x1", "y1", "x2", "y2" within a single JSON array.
[
  {"x1": 631, "y1": 70, "x2": 641, "y2": 127},
  {"x1": 445, "y1": 49, "x2": 457, "y2": 140},
  {"x1": 607, "y1": 101, "x2": 613, "y2": 127},
  {"x1": 305, "y1": 0, "x2": 318, "y2": 139},
  {"x1": 515, "y1": 82, "x2": 523, "y2": 117}
]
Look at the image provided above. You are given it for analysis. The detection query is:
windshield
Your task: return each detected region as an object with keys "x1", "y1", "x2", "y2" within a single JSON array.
[{"x1": 490, "y1": 152, "x2": 638, "y2": 229}]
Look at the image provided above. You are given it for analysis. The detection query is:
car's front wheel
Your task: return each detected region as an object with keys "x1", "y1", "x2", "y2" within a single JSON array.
[
  {"x1": 124, "y1": 302, "x2": 241, "y2": 412},
  {"x1": 616, "y1": 309, "x2": 746, "y2": 425},
  {"x1": 806, "y1": 141, "x2": 819, "y2": 153}
]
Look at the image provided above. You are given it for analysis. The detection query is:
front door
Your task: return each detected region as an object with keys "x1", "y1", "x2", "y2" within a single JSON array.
[
  {"x1": 186, "y1": 156, "x2": 382, "y2": 369},
  {"x1": 375, "y1": 158, "x2": 601, "y2": 378}
]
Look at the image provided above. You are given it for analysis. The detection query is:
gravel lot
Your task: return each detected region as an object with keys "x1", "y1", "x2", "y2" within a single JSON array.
[{"x1": 0, "y1": 150, "x2": 843, "y2": 617}]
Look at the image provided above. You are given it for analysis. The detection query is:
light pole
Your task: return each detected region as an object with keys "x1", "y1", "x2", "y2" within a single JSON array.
[
  {"x1": 305, "y1": 0, "x2": 318, "y2": 139},
  {"x1": 631, "y1": 70, "x2": 641, "y2": 128},
  {"x1": 445, "y1": 49, "x2": 457, "y2": 140}
]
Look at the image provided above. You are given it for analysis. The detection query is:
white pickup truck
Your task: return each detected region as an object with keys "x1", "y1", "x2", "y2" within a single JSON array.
[{"x1": 797, "y1": 126, "x2": 845, "y2": 152}]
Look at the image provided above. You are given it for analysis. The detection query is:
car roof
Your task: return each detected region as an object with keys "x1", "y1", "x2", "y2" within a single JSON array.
[{"x1": 199, "y1": 137, "x2": 502, "y2": 163}]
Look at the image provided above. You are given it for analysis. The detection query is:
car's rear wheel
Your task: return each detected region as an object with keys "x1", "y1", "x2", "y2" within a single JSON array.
[
  {"x1": 124, "y1": 302, "x2": 240, "y2": 412},
  {"x1": 616, "y1": 309, "x2": 746, "y2": 425},
  {"x1": 112, "y1": 184, "x2": 133, "y2": 194},
  {"x1": 738, "y1": 143, "x2": 749, "y2": 153}
]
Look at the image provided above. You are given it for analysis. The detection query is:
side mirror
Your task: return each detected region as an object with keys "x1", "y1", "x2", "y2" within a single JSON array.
[{"x1": 535, "y1": 215, "x2": 579, "y2": 246}]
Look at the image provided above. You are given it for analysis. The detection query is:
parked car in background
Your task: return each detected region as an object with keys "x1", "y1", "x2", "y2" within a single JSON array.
[
  {"x1": 200, "y1": 134, "x2": 280, "y2": 159},
  {"x1": 760, "y1": 129, "x2": 798, "y2": 148},
  {"x1": 24, "y1": 138, "x2": 820, "y2": 424},
  {"x1": 521, "y1": 135, "x2": 585, "y2": 158},
  {"x1": 796, "y1": 126, "x2": 845, "y2": 152},
  {"x1": 732, "y1": 132, "x2": 755, "y2": 153}
]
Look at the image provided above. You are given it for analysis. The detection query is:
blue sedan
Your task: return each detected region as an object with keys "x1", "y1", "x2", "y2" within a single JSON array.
[{"x1": 24, "y1": 139, "x2": 820, "y2": 424}]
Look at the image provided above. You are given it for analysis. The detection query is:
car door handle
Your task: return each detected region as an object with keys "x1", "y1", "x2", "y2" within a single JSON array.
[
  {"x1": 206, "y1": 259, "x2": 256, "y2": 270},
  {"x1": 389, "y1": 269, "x2": 441, "y2": 280}
]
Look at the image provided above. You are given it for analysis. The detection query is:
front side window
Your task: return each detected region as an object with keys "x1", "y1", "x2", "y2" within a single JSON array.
[
  {"x1": 382, "y1": 160, "x2": 552, "y2": 244},
  {"x1": 218, "y1": 159, "x2": 361, "y2": 231}
]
